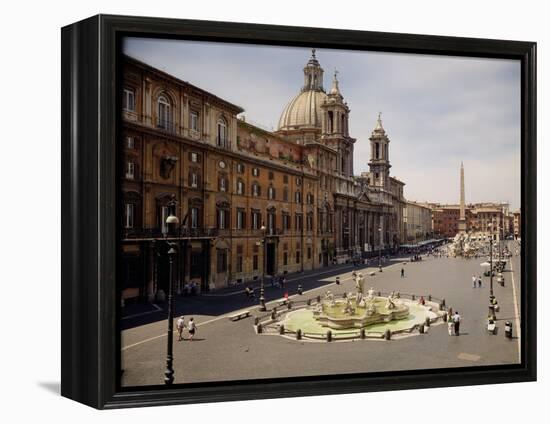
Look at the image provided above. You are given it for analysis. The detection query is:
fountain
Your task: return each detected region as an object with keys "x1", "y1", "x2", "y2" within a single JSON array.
[
  {"x1": 259, "y1": 272, "x2": 446, "y2": 341},
  {"x1": 313, "y1": 288, "x2": 409, "y2": 330}
]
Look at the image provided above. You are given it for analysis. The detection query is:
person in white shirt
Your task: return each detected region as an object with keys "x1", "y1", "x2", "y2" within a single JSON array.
[
  {"x1": 176, "y1": 316, "x2": 185, "y2": 341},
  {"x1": 188, "y1": 317, "x2": 197, "y2": 341},
  {"x1": 453, "y1": 311, "x2": 462, "y2": 336}
]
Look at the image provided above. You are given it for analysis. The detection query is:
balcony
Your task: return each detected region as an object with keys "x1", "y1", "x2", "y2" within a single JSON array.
[
  {"x1": 216, "y1": 137, "x2": 230, "y2": 149},
  {"x1": 156, "y1": 119, "x2": 177, "y2": 134}
]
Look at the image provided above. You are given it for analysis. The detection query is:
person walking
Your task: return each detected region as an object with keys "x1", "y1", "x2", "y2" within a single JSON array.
[
  {"x1": 401, "y1": 268, "x2": 405, "y2": 278},
  {"x1": 478, "y1": 276, "x2": 482, "y2": 288},
  {"x1": 453, "y1": 311, "x2": 461, "y2": 336},
  {"x1": 177, "y1": 315, "x2": 185, "y2": 341},
  {"x1": 472, "y1": 275, "x2": 477, "y2": 288},
  {"x1": 447, "y1": 318, "x2": 454, "y2": 336},
  {"x1": 187, "y1": 317, "x2": 197, "y2": 341}
]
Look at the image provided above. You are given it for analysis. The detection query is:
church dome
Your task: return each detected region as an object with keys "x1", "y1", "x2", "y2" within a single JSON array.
[
  {"x1": 277, "y1": 49, "x2": 328, "y2": 131},
  {"x1": 277, "y1": 89, "x2": 327, "y2": 131}
]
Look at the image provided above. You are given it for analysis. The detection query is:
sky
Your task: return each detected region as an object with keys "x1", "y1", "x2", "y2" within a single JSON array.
[{"x1": 124, "y1": 37, "x2": 521, "y2": 210}]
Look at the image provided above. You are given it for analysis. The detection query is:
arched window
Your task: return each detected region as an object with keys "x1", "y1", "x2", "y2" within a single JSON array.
[
  {"x1": 157, "y1": 95, "x2": 171, "y2": 130},
  {"x1": 217, "y1": 117, "x2": 228, "y2": 148}
]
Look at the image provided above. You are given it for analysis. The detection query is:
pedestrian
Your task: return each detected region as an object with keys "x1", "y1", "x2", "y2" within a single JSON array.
[
  {"x1": 447, "y1": 319, "x2": 454, "y2": 336},
  {"x1": 177, "y1": 315, "x2": 185, "y2": 341},
  {"x1": 418, "y1": 296, "x2": 425, "y2": 306},
  {"x1": 453, "y1": 311, "x2": 461, "y2": 336},
  {"x1": 188, "y1": 317, "x2": 196, "y2": 341},
  {"x1": 401, "y1": 268, "x2": 405, "y2": 278},
  {"x1": 472, "y1": 275, "x2": 476, "y2": 288},
  {"x1": 478, "y1": 276, "x2": 482, "y2": 288},
  {"x1": 335, "y1": 276, "x2": 340, "y2": 285},
  {"x1": 281, "y1": 276, "x2": 286, "y2": 288}
]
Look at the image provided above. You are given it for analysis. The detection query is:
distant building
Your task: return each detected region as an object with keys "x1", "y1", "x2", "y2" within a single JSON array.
[
  {"x1": 404, "y1": 201, "x2": 433, "y2": 244},
  {"x1": 512, "y1": 210, "x2": 521, "y2": 239},
  {"x1": 430, "y1": 202, "x2": 511, "y2": 239}
]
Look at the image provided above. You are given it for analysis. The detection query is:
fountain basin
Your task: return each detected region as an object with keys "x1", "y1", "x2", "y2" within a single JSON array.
[{"x1": 314, "y1": 297, "x2": 409, "y2": 329}]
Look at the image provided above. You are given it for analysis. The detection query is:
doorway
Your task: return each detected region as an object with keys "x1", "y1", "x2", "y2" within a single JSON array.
[{"x1": 266, "y1": 242, "x2": 276, "y2": 276}]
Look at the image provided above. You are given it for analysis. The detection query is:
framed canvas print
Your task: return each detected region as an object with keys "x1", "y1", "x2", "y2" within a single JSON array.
[{"x1": 61, "y1": 14, "x2": 536, "y2": 409}]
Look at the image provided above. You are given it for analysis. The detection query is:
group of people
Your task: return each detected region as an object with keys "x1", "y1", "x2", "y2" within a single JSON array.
[
  {"x1": 244, "y1": 275, "x2": 289, "y2": 301},
  {"x1": 271, "y1": 275, "x2": 287, "y2": 288},
  {"x1": 471, "y1": 275, "x2": 483, "y2": 288},
  {"x1": 176, "y1": 316, "x2": 197, "y2": 341}
]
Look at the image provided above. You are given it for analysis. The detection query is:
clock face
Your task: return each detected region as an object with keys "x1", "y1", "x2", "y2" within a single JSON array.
[{"x1": 219, "y1": 160, "x2": 226, "y2": 169}]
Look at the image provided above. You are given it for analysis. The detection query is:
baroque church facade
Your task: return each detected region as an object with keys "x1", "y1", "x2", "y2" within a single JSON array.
[{"x1": 120, "y1": 50, "x2": 406, "y2": 302}]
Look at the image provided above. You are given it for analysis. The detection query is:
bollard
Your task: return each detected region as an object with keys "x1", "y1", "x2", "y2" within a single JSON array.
[
  {"x1": 307, "y1": 299, "x2": 311, "y2": 306},
  {"x1": 254, "y1": 317, "x2": 260, "y2": 325},
  {"x1": 287, "y1": 301, "x2": 292, "y2": 310},
  {"x1": 412, "y1": 294, "x2": 416, "y2": 301},
  {"x1": 296, "y1": 329, "x2": 302, "y2": 340},
  {"x1": 257, "y1": 323, "x2": 263, "y2": 334},
  {"x1": 326, "y1": 330, "x2": 332, "y2": 342},
  {"x1": 419, "y1": 324, "x2": 424, "y2": 334},
  {"x1": 360, "y1": 328, "x2": 366, "y2": 339},
  {"x1": 441, "y1": 298, "x2": 446, "y2": 307},
  {"x1": 343, "y1": 292, "x2": 347, "y2": 299},
  {"x1": 298, "y1": 284, "x2": 303, "y2": 295},
  {"x1": 336, "y1": 276, "x2": 340, "y2": 285},
  {"x1": 377, "y1": 291, "x2": 381, "y2": 297},
  {"x1": 505, "y1": 321, "x2": 513, "y2": 339},
  {"x1": 279, "y1": 324, "x2": 285, "y2": 335},
  {"x1": 443, "y1": 312, "x2": 448, "y2": 322},
  {"x1": 384, "y1": 329, "x2": 392, "y2": 340},
  {"x1": 428, "y1": 294, "x2": 432, "y2": 301},
  {"x1": 425, "y1": 317, "x2": 431, "y2": 327},
  {"x1": 317, "y1": 295, "x2": 321, "y2": 303},
  {"x1": 396, "y1": 292, "x2": 400, "y2": 299},
  {"x1": 271, "y1": 310, "x2": 276, "y2": 320}
]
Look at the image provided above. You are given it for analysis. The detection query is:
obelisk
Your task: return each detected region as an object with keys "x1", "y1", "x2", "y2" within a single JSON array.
[{"x1": 458, "y1": 162, "x2": 467, "y2": 234}]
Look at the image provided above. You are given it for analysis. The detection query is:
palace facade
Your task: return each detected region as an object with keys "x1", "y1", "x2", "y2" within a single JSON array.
[{"x1": 120, "y1": 51, "x2": 405, "y2": 302}]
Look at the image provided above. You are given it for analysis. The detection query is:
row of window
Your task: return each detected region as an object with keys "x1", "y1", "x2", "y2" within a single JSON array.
[
  {"x1": 218, "y1": 209, "x2": 314, "y2": 232},
  {"x1": 124, "y1": 88, "x2": 230, "y2": 145},
  {"x1": 124, "y1": 204, "x2": 319, "y2": 233}
]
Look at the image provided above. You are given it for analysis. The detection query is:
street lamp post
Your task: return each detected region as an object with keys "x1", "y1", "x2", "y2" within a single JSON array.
[
  {"x1": 259, "y1": 224, "x2": 267, "y2": 311},
  {"x1": 163, "y1": 211, "x2": 180, "y2": 385},
  {"x1": 488, "y1": 222, "x2": 494, "y2": 297},
  {"x1": 378, "y1": 226, "x2": 382, "y2": 272},
  {"x1": 164, "y1": 242, "x2": 177, "y2": 385}
]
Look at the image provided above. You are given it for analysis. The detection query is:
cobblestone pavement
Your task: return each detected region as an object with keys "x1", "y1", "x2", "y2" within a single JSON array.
[{"x1": 121, "y1": 244, "x2": 521, "y2": 387}]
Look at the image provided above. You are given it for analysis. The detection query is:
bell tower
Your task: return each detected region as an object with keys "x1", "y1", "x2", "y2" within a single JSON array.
[
  {"x1": 321, "y1": 70, "x2": 353, "y2": 177},
  {"x1": 368, "y1": 113, "x2": 391, "y2": 189}
]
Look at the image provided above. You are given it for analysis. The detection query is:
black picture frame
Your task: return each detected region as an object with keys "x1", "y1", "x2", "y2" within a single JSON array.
[{"x1": 61, "y1": 14, "x2": 536, "y2": 409}]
